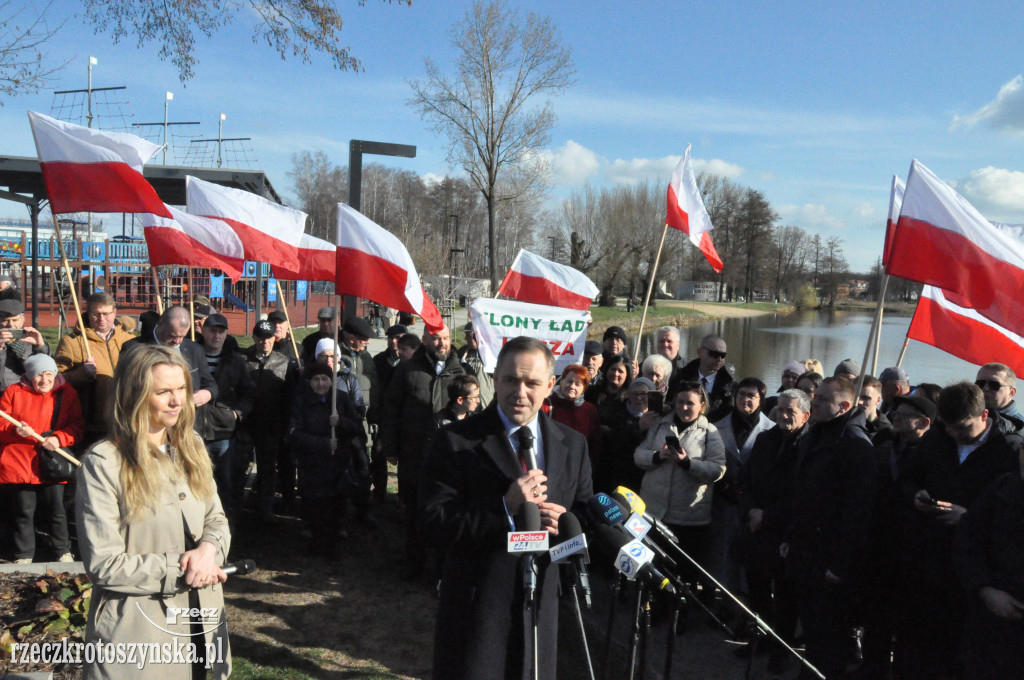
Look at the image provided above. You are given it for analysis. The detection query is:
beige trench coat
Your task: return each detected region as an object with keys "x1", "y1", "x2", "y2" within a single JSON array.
[{"x1": 75, "y1": 439, "x2": 232, "y2": 680}]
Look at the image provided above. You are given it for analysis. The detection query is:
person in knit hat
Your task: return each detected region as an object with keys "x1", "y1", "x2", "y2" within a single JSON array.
[{"x1": 0, "y1": 353, "x2": 85, "y2": 563}]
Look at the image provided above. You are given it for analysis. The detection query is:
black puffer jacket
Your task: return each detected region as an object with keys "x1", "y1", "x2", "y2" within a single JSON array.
[{"x1": 243, "y1": 347, "x2": 296, "y2": 434}]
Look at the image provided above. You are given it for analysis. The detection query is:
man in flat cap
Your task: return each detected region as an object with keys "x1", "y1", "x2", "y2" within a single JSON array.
[
  {"x1": 301, "y1": 306, "x2": 336, "y2": 365},
  {"x1": 338, "y1": 316, "x2": 379, "y2": 522},
  {"x1": 456, "y1": 321, "x2": 493, "y2": 409}
]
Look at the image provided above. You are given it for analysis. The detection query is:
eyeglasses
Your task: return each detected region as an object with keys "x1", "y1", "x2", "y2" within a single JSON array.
[
  {"x1": 975, "y1": 379, "x2": 1009, "y2": 391},
  {"x1": 702, "y1": 348, "x2": 727, "y2": 360}
]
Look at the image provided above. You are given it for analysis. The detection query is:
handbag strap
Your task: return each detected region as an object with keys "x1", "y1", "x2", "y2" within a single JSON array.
[{"x1": 40, "y1": 389, "x2": 64, "y2": 441}]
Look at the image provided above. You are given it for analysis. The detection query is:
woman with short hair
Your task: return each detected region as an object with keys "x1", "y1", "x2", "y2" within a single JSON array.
[{"x1": 76, "y1": 345, "x2": 231, "y2": 680}]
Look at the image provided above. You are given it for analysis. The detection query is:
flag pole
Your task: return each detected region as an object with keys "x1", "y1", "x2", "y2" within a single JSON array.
[
  {"x1": 188, "y1": 266, "x2": 195, "y2": 341},
  {"x1": 276, "y1": 280, "x2": 301, "y2": 365},
  {"x1": 633, "y1": 223, "x2": 670, "y2": 359},
  {"x1": 0, "y1": 408, "x2": 80, "y2": 467},
  {"x1": 49, "y1": 214, "x2": 92, "y2": 361},
  {"x1": 855, "y1": 275, "x2": 889, "y2": 401},
  {"x1": 870, "y1": 274, "x2": 890, "y2": 375},
  {"x1": 896, "y1": 334, "x2": 911, "y2": 368},
  {"x1": 151, "y1": 266, "x2": 164, "y2": 314},
  {"x1": 330, "y1": 294, "x2": 340, "y2": 453}
]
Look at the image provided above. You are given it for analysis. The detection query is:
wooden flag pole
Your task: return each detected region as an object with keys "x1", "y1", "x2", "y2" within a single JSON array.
[
  {"x1": 870, "y1": 275, "x2": 890, "y2": 376},
  {"x1": 188, "y1": 266, "x2": 195, "y2": 341},
  {"x1": 896, "y1": 335, "x2": 911, "y2": 368},
  {"x1": 633, "y1": 223, "x2": 670, "y2": 360},
  {"x1": 49, "y1": 214, "x2": 92, "y2": 361},
  {"x1": 276, "y1": 280, "x2": 301, "y2": 365},
  {"x1": 151, "y1": 266, "x2": 164, "y2": 314},
  {"x1": 856, "y1": 275, "x2": 890, "y2": 400},
  {"x1": 0, "y1": 408, "x2": 80, "y2": 467},
  {"x1": 330, "y1": 295, "x2": 340, "y2": 453}
]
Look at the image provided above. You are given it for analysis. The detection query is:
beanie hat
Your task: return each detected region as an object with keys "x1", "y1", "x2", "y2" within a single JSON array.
[{"x1": 24, "y1": 354, "x2": 58, "y2": 379}]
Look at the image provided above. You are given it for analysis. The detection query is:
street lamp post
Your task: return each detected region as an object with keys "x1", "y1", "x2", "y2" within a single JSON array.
[{"x1": 163, "y1": 92, "x2": 173, "y2": 164}]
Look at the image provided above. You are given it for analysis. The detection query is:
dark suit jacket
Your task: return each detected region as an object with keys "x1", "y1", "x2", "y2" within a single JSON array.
[
  {"x1": 122, "y1": 335, "x2": 218, "y2": 399},
  {"x1": 420, "y1": 405, "x2": 594, "y2": 680},
  {"x1": 668, "y1": 357, "x2": 734, "y2": 422}
]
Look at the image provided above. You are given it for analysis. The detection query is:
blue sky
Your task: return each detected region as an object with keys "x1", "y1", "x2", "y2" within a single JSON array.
[{"x1": 2, "y1": 0, "x2": 1024, "y2": 271}]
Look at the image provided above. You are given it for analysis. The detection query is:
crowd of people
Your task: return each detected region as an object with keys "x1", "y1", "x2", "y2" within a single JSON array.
[{"x1": 0, "y1": 291, "x2": 1022, "y2": 680}]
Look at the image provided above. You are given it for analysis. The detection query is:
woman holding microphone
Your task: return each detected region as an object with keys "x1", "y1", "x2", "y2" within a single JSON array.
[{"x1": 76, "y1": 345, "x2": 231, "y2": 679}]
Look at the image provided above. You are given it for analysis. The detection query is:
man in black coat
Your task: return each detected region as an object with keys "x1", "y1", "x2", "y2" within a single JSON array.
[
  {"x1": 667, "y1": 333, "x2": 734, "y2": 422},
  {"x1": 783, "y1": 377, "x2": 876, "y2": 680},
  {"x1": 953, "y1": 461, "x2": 1024, "y2": 680},
  {"x1": 300, "y1": 306, "x2": 337, "y2": 365},
  {"x1": 382, "y1": 323, "x2": 466, "y2": 579},
  {"x1": 736, "y1": 388, "x2": 810, "y2": 670},
  {"x1": 895, "y1": 382, "x2": 1019, "y2": 680},
  {"x1": 421, "y1": 336, "x2": 593, "y2": 680}
]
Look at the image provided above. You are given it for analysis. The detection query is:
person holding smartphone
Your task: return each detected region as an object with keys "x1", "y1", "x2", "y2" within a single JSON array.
[
  {"x1": 0, "y1": 299, "x2": 50, "y2": 396},
  {"x1": 634, "y1": 381, "x2": 726, "y2": 579}
]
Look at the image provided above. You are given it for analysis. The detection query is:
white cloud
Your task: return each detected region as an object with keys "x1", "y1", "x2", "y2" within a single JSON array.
[
  {"x1": 777, "y1": 203, "x2": 846, "y2": 232},
  {"x1": 952, "y1": 76, "x2": 1024, "y2": 133},
  {"x1": 544, "y1": 141, "x2": 744, "y2": 188},
  {"x1": 855, "y1": 202, "x2": 875, "y2": 218},
  {"x1": 546, "y1": 140, "x2": 602, "y2": 186},
  {"x1": 421, "y1": 172, "x2": 445, "y2": 187},
  {"x1": 955, "y1": 166, "x2": 1024, "y2": 217},
  {"x1": 605, "y1": 156, "x2": 681, "y2": 185}
]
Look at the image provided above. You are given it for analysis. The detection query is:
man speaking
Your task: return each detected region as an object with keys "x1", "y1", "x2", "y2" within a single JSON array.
[{"x1": 421, "y1": 336, "x2": 594, "y2": 680}]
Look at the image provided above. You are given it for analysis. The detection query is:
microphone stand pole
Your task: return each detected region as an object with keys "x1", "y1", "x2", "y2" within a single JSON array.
[
  {"x1": 566, "y1": 567, "x2": 596, "y2": 680},
  {"x1": 655, "y1": 536, "x2": 825, "y2": 679},
  {"x1": 664, "y1": 597, "x2": 680, "y2": 680},
  {"x1": 522, "y1": 555, "x2": 539, "y2": 680},
  {"x1": 603, "y1": 574, "x2": 624, "y2": 680},
  {"x1": 626, "y1": 580, "x2": 648, "y2": 680}
]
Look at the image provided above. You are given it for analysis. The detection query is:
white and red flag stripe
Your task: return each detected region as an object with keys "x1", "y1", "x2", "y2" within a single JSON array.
[
  {"x1": 496, "y1": 249, "x2": 598, "y2": 311},
  {"x1": 886, "y1": 159, "x2": 1024, "y2": 336},
  {"x1": 908, "y1": 286, "x2": 1024, "y2": 377},
  {"x1": 667, "y1": 145, "x2": 723, "y2": 272},
  {"x1": 881, "y1": 175, "x2": 905, "y2": 268},
  {"x1": 141, "y1": 205, "x2": 245, "y2": 281},
  {"x1": 273, "y1": 233, "x2": 336, "y2": 282},
  {"x1": 335, "y1": 204, "x2": 444, "y2": 332},
  {"x1": 186, "y1": 176, "x2": 306, "y2": 273},
  {"x1": 27, "y1": 111, "x2": 170, "y2": 217}
]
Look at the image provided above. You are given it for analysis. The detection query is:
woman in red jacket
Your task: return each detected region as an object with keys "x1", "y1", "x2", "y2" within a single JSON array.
[
  {"x1": 0, "y1": 354, "x2": 84, "y2": 563},
  {"x1": 548, "y1": 364, "x2": 603, "y2": 470}
]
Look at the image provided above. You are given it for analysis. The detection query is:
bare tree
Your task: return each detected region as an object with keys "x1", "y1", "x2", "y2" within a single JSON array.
[
  {"x1": 288, "y1": 151, "x2": 347, "y2": 241},
  {"x1": 408, "y1": 0, "x2": 575, "y2": 293},
  {"x1": 0, "y1": 1, "x2": 66, "y2": 102},
  {"x1": 82, "y1": 0, "x2": 407, "y2": 83}
]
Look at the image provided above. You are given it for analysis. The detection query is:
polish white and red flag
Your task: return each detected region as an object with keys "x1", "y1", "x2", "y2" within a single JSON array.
[
  {"x1": 908, "y1": 286, "x2": 1024, "y2": 377},
  {"x1": 496, "y1": 249, "x2": 598, "y2": 311},
  {"x1": 27, "y1": 111, "x2": 171, "y2": 217},
  {"x1": 273, "y1": 233, "x2": 336, "y2": 282},
  {"x1": 186, "y1": 176, "x2": 306, "y2": 273},
  {"x1": 140, "y1": 205, "x2": 245, "y2": 281},
  {"x1": 886, "y1": 159, "x2": 1024, "y2": 336},
  {"x1": 335, "y1": 204, "x2": 444, "y2": 332},
  {"x1": 667, "y1": 144, "x2": 723, "y2": 272},
  {"x1": 881, "y1": 175, "x2": 905, "y2": 268}
]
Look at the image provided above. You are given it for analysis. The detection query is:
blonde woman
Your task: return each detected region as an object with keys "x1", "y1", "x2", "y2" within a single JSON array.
[{"x1": 76, "y1": 346, "x2": 231, "y2": 680}]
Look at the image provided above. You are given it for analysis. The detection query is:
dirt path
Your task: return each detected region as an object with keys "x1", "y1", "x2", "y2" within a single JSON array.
[{"x1": 660, "y1": 301, "x2": 788, "y2": 319}]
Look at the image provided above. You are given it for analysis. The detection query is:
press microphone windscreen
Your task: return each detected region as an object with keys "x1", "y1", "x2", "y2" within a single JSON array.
[
  {"x1": 517, "y1": 501, "x2": 542, "y2": 532},
  {"x1": 222, "y1": 559, "x2": 257, "y2": 576}
]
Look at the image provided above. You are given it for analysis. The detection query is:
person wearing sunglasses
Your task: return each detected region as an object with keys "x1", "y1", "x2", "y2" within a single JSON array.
[
  {"x1": 667, "y1": 334, "x2": 734, "y2": 422},
  {"x1": 974, "y1": 363, "x2": 1023, "y2": 440}
]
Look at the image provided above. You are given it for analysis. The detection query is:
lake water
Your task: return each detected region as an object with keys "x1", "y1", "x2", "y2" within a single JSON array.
[{"x1": 634, "y1": 308, "x2": 980, "y2": 388}]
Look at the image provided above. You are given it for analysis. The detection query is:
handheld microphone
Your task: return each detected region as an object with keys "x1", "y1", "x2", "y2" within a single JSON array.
[
  {"x1": 553, "y1": 512, "x2": 592, "y2": 608},
  {"x1": 613, "y1": 486, "x2": 680, "y2": 544},
  {"x1": 517, "y1": 502, "x2": 542, "y2": 605},
  {"x1": 594, "y1": 524, "x2": 676, "y2": 596},
  {"x1": 518, "y1": 427, "x2": 539, "y2": 471},
  {"x1": 222, "y1": 559, "x2": 257, "y2": 576}
]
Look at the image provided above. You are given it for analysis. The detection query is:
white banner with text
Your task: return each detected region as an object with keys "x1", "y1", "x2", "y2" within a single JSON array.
[{"x1": 468, "y1": 297, "x2": 589, "y2": 374}]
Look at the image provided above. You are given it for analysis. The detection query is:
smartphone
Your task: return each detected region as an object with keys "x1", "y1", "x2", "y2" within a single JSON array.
[
  {"x1": 647, "y1": 391, "x2": 664, "y2": 414},
  {"x1": 2, "y1": 328, "x2": 25, "y2": 339},
  {"x1": 664, "y1": 435, "x2": 682, "y2": 453}
]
